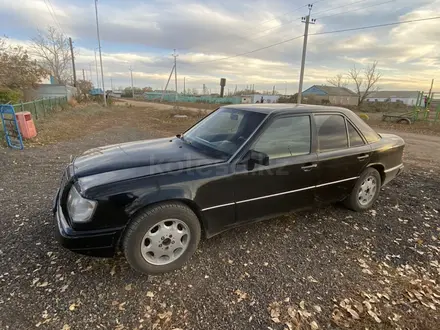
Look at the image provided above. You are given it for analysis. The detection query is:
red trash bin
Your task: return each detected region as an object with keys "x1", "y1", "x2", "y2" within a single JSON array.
[{"x1": 15, "y1": 111, "x2": 37, "y2": 139}]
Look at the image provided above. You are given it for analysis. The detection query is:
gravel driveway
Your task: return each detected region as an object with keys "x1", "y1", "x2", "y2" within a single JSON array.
[{"x1": 0, "y1": 112, "x2": 439, "y2": 329}]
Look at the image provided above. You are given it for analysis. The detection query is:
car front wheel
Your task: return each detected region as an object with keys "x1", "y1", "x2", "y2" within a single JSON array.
[
  {"x1": 344, "y1": 168, "x2": 381, "y2": 212},
  {"x1": 122, "y1": 201, "x2": 201, "y2": 275}
]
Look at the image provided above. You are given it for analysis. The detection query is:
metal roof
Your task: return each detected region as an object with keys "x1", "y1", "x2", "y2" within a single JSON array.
[{"x1": 306, "y1": 85, "x2": 357, "y2": 96}]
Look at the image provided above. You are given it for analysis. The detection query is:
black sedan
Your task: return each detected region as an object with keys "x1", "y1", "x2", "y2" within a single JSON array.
[{"x1": 53, "y1": 104, "x2": 404, "y2": 274}]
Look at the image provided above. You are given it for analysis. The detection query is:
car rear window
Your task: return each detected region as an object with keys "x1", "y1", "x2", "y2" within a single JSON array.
[
  {"x1": 352, "y1": 115, "x2": 381, "y2": 143},
  {"x1": 347, "y1": 121, "x2": 365, "y2": 147}
]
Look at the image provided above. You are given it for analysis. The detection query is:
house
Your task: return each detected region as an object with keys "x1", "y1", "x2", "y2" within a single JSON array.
[
  {"x1": 240, "y1": 94, "x2": 280, "y2": 104},
  {"x1": 364, "y1": 91, "x2": 420, "y2": 106},
  {"x1": 302, "y1": 85, "x2": 358, "y2": 106}
]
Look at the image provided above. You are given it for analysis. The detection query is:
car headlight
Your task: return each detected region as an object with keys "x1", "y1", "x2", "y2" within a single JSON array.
[{"x1": 67, "y1": 186, "x2": 97, "y2": 223}]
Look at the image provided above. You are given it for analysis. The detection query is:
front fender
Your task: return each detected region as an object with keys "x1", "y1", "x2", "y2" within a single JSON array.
[{"x1": 125, "y1": 185, "x2": 195, "y2": 217}]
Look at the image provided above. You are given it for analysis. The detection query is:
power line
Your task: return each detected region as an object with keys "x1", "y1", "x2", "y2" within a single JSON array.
[
  {"x1": 196, "y1": 16, "x2": 440, "y2": 64},
  {"x1": 181, "y1": 1, "x2": 319, "y2": 52},
  {"x1": 240, "y1": 0, "x2": 375, "y2": 44},
  {"x1": 315, "y1": 0, "x2": 396, "y2": 20},
  {"x1": 197, "y1": 35, "x2": 304, "y2": 64},
  {"x1": 43, "y1": 0, "x2": 65, "y2": 34},
  {"x1": 313, "y1": 0, "x2": 370, "y2": 16},
  {"x1": 309, "y1": 16, "x2": 440, "y2": 36},
  {"x1": 247, "y1": 4, "x2": 308, "y2": 30}
]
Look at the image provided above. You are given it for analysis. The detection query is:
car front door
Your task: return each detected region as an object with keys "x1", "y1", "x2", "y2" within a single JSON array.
[
  {"x1": 233, "y1": 114, "x2": 318, "y2": 225},
  {"x1": 313, "y1": 113, "x2": 372, "y2": 203}
]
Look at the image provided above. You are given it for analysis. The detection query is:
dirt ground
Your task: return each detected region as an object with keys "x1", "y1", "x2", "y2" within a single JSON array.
[{"x1": 0, "y1": 103, "x2": 439, "y2": 330}]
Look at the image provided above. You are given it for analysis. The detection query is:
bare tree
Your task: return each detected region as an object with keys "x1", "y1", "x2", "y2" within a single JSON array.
[
  {"x1": 0, "y1": 37, "x2": 47, "y2": 90},
  {"x1": 76, "y1": 79, "x2": 93, "y2": 99},
  {"x1": 327, "y1": 74, "x2": 348, "y2": 88},
  {"x1": 30, "y1": 26, "x2": 72, "y2": 84},
  {"x1": 348, "y1": 61, "x2": 382, "y2": 105}
]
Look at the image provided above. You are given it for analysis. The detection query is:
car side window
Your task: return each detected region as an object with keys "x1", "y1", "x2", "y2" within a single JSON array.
[
  {"x1": 315, "y1": 114, "x2": 348, "y2": 152},
  {"x1": 347, "y1": 121, "x2": 365, "y2": 147},
  {"x1": 253, "y1": 116, "x2": 311, "y2": 159}
]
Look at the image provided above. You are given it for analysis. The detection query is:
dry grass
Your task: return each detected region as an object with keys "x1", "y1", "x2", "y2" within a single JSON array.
[{"x1": 22, "y1": 103, "x2": 203, "y2": 147}]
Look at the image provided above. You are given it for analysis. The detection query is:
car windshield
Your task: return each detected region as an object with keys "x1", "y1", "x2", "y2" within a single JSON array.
[{"x1": 183, "y1": 107, "x2": 267, "y2": 159}]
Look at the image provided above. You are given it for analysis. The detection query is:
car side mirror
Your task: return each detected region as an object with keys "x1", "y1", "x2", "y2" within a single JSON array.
[{"x1": 248, "y1": 150, "x2": 269, "y2": 166}]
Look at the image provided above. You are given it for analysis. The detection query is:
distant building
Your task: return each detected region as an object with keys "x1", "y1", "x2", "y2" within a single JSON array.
[
  {"x1": 364, "y1": 91, "x2": 420, "y2": 106},
  {"x1": 240, "y1": 94, "x2": 280, "y2": 104},
  {"x1": 23, "y1": 84, "x2": 77, "y2": 101},
  {"x1": 109, "y1": 90, "x2": 122, "y2": 98},
  {"x1": 302, "y1": 85, "x2": 358, "y2": 106}
]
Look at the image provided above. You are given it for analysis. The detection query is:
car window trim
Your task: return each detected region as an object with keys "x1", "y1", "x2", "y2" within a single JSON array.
[
  {"x1": 228, "y1": 110, "x2": 272, "y2": 163},
  {"x1": 239, "y1": 113, "x2": 314, "y2": 162},
  {"x1": 345, "y1": 117, "x2": 368, "y2": 147},
  {"x1": 313, "y1": 112, "x2": 349, "y2": 153}
]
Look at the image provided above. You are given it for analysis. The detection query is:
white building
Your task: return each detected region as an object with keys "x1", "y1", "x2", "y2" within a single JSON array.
[
  {"x1": 109, "y1": 90, "x2": 123, "y2": 98},
  {"x1": 240, "y1": 94, "x2": 280, "y2": 104},
  {"x1": 365, "y1": 91, "x2": 420, "y2": 106}
]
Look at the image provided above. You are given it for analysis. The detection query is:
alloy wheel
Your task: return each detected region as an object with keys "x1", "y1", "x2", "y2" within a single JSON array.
[
  {"x1": 358, "y1": 175, "x2": 377, "y2": 206},
  {"x1": 140, "y1": 219, "x2": 191, "y2": 265}
]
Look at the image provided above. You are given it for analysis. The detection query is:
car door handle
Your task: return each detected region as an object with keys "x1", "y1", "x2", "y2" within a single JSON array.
[
  {"x1": 301, "y1": 163, "x2": 317, "y2": 171},
  {"x1": 357, "y1": 154, "x2": 369, "y2": 160}
]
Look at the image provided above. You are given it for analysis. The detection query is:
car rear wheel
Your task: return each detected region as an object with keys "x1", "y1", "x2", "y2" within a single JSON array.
[
  {"x1": 122, "y1": 201, "x2": 201, "y2": 275},
  {"x1": 344, "y1": 168, "x2": 381, "y2": 212}
]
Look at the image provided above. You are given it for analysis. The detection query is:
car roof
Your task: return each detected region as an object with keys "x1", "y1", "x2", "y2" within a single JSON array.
[{"x1": 222, "y1": 103, "x2": 353, "y2": 115}]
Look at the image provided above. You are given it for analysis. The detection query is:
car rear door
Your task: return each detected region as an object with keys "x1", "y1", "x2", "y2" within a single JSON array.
[
  {"x1": 233, "y1": 114, "x2": 318, "y2": 225},
  {"x1": 313, "y1": 113, "x2": 372, "y2": 203}
]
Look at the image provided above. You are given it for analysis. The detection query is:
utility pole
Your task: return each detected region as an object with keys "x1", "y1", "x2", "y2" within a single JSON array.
[
  {"x1": 272, "y1": 86, "x2": 275, "y2": 95},
  {"x1": 184, "y1": 77, "x2": 186, "y2": 95},
  {"x1": 82, "y1": 69, "x2": 85, "y2": 81},
  {"x1": 428, "y1": 78, "x2": 434, "y2": 99},
  {"x1": 95, "y1": 0, "x2": 107, "y2": 106},
  {"x1": 110, "y1": 77, "x2": 114, "y2": 91},
  {"x1": 94, "y1": 49, "x2": 100, "y2": 89},
  {"x1": 68, "y1": 37, "x2": 77, "y2": 87},
  {"x1": 161, "y1": 64, "x2": 175, "y2": 102},
  {"x1": 130, "y1": 67, "x2": 134, "y2": 98},
  {"x1": 297, "y1": 4, "x2": 316, "y2": 104},
  {"x1": 89, "y1": 64, "x2": 93, "y2": 85},
  {"x1": 173, "y1": 49, "x2": 178, "y2": 102}
]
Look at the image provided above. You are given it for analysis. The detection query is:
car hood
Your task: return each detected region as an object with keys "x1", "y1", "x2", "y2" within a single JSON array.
[{"x1": 73, "y1": 137, "x2": 223, "y2": 178}]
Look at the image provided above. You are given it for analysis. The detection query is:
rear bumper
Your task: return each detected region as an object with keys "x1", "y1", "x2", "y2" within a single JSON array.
[
  {"x1": 383, "y1": 164, "x2": 404, "y2": 186},
  {"x1": 54, "y1": 199, "x2": 123, "y2": 258}
]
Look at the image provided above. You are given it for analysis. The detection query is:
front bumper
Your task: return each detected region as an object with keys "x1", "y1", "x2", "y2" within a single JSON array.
[{"x1": 54, "y1": 194, "x2": 123, "y2": 258}]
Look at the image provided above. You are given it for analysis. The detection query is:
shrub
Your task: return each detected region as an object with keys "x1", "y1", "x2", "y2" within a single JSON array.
[
  {"x1": 0, "y1": 88, "x2": 22, "y2": 104},
  {"x1": 359, "y1": 113, "x2": 369, "y2": 120},
  {"x1": 68, "y1": 99, "x2": 78, "y2": 107}
]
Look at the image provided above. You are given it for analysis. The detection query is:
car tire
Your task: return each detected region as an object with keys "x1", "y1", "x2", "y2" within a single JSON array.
[
  {"x1": 344, "y1": 168, "x2": 381, "y2": 212},
  {"x1": 122, "y1": 201, "x2": 201, "y2": 275}
]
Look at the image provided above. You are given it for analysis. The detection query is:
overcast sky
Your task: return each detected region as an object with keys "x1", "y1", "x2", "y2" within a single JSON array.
[{"x1": 1, "y1": 0, "x2": 439, "y2": 94}]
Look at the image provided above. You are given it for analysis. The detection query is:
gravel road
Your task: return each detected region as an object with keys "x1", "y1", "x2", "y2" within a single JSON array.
[{"x1": 0, "y1": 120, "x2": 439, "y2": 329}]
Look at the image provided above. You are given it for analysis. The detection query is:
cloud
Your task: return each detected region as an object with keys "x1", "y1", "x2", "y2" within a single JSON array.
[{"x1": 1, "y1": 0, "x2": 439, "y2": 93}]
